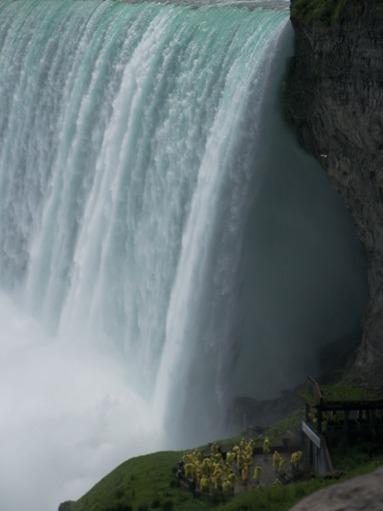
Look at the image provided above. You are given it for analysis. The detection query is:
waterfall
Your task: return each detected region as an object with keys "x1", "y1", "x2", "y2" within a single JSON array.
[
  {"x1": 0, "y1": 0, "x2": 288, "y2": 385},
  {"x1": 0, "y1": 1, "x2": 367, "y2": 511}
]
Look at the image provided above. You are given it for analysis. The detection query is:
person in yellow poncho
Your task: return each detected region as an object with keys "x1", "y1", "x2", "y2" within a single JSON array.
[
  {"x1": 262, "y1": 436, "x2": 271, "y2": 454},
  {"x1": 290, "y1": 450, "x2": 303, "y2": 478},
  {"x1": 226, "y1": 451, "x2": 235, "y2": 466},
  {"x1": 201, "y1": 458, "x2": 210, "y2": 475},
  {"x1": 243, "y1": 442, "x2": 253, "y2": 461},
  {"x1": 273, "y1": 451, "x2": 285, "y2": 471},
  {"x1": 184, "y1": 463, "x2": 194, "y2": 479},
  {"x1": 290, "y1": 451, "x2": 302, "y2": 466},
  {"x1": 199, "y1": 476, "x2": 209, "y2": 493},
  {"x1": 222, "y1": 479, "x2": 234, "y2": 495},
  {"x1": 241, "y1": 463, "x2": 249, "y2": 485}
]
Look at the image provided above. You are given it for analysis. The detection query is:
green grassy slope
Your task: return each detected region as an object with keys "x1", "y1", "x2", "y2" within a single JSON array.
[
  {"x1": 64, "y1": 451, "x2": 207, "y2": 511},
  {"x1": 62, "y1": 445, "x2": 383, "y2": 511}
]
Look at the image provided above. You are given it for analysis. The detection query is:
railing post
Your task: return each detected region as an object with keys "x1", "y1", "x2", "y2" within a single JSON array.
[{"x1": 317, "y1": 401, "x2": 323, "y2": 435}]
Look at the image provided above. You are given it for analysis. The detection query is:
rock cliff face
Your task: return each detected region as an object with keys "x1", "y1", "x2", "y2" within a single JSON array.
[{"x1": 286, "y1": 0, "x2": 383, "y2": 387}]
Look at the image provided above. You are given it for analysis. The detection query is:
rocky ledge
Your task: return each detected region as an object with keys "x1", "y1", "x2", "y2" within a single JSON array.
[
  {"x1": 289, "y1": 466, "x2": 383, "y2": 511},
  {"x1": 286, "y1": 0, "x2": 383, "y2": 387}
]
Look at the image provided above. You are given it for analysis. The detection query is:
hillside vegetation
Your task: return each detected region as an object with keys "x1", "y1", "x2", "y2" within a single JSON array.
[{"x1": 61, "y1": 443, "x2": 383, "y2": 511}]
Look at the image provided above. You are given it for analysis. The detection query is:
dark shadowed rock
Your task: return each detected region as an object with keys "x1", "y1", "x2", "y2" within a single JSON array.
[
  {"x1": 286, "y1": 0, "x2": 383, "y2": 388},
  {"x1": 227, "y1": 390, "x2": 301, "y2": 433},
  {"x1": 289, "y1": 467, "x2": 383, "y2": 510}
]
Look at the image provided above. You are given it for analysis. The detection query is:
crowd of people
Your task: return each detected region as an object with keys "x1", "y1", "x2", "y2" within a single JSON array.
[{"x1": 176, "y1": 437, "x2": 303, "y2": 498}]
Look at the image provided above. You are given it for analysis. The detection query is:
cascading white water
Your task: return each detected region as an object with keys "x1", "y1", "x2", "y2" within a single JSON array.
[
  {"x1": 0, "y1": 1, "x2": 368, "y2": 510},
  {"x1": 0, "y1": 2, "x2": 291, "y2": 509}
]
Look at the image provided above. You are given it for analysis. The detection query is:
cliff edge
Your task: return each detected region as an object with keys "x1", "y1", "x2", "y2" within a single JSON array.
[{"x1": 286, "y1": 0, "x2": 383, "y2": 387}]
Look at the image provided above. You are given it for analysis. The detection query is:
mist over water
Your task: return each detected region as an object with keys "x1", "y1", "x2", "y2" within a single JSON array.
[
  {"x1": 0, "y1": 293, "x2": 162, "y2": 511},
  {"x1": 0, "y1": 1, "x2": 367, "y2": 510}
]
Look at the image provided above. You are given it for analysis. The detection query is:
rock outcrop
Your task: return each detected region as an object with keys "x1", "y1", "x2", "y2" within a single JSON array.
[
  {"x1": 286, "y1": 0, "x2": 383, "y2": 387},
  {"x1": 289, "y1": 466, "x2": 383, "y2": 511},
  {"x1": 58, "y1": 502, "x2": 75, "y2": 511}
]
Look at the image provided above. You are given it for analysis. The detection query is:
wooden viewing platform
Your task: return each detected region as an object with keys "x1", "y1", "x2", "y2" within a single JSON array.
[{"x1": 300, "y1": 377, "x2": 383, "y2": 476}]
